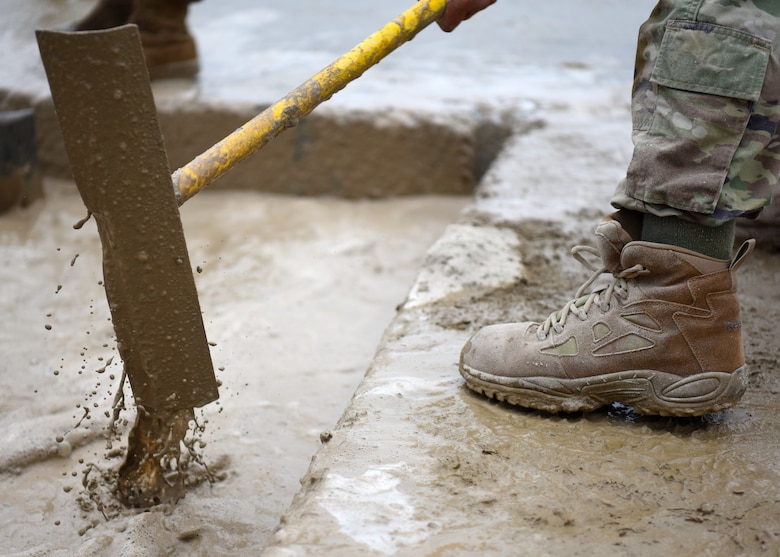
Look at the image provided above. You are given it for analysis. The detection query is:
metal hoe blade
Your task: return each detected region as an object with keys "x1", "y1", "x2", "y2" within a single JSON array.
[{"x1": 36, "y1": 26, "x2": 218, "y2": 412}]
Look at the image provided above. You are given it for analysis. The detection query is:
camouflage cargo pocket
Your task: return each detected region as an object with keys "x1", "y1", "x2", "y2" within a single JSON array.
[
  {"x1": 626, "y1": 20, "x2": 772, "y2": 214},
  {"x1": 652, "y1": 19, "x2": 770, "y2": 100}
]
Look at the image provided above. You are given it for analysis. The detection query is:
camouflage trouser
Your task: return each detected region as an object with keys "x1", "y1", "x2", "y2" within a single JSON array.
[{"x1": 611, "y1": 0, "x2": 780, "y2": 226}]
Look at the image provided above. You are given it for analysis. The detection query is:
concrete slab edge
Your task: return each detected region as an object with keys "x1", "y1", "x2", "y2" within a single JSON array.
[
  {"x1": 1, "y1": 88, "x2": 523, "y2": 199},
  {"x1": 261, "y1": 163, "x2": 531, "y2": 555}
]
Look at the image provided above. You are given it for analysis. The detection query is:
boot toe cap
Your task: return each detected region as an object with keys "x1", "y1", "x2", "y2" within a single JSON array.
[{"x1": 460, "y1": 322, "x2": 534, "y2": 378}]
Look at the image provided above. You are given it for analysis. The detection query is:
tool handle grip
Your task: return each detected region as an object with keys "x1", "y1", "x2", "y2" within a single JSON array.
[{"x1": 172, "y1": 0, "x2": 447, "y2": 205}]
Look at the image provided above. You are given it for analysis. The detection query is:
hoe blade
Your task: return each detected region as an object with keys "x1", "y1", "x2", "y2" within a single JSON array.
[{"x1": 37, "y1": 26, "x2": 218, "y2": 411}]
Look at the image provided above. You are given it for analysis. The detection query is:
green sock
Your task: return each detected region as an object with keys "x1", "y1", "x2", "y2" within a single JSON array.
[{"x1": 641, "y1": 214, "x2": 735, "y2": 260}]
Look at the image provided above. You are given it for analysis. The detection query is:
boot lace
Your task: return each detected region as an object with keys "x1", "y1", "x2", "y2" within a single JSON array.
[{"x1": 537, "y1": 245, "x2": 649, "y2": 340}]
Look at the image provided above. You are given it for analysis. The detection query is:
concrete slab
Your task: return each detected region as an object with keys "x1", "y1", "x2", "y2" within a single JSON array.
[{"x1": 262, "y1": 83, "x2": 780, "y2": 556}]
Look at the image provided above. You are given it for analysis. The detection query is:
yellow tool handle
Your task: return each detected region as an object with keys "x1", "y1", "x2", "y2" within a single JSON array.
[{"x1": 173, "y1": 0, "x2": 448, "y2": 205}]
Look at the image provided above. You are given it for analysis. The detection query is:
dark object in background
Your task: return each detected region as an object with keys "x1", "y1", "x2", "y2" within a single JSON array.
[{"x1": 0, "y1": 109, "x2": 43, "y2": 213}]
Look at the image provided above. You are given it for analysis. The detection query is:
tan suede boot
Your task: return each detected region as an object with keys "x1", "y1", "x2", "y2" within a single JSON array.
[
  {"x1": 130, "y1": 0, "x2": 199, "y2": 79},
  {"x1": 460, "y1": 213, "x2": 755, "y2": 417},
  {"x1": 63, "y1": 0, "x2": 199, "y2": 79},
  {"x1": 68, "y1": 0, "x2": 133, "y2": 31}
]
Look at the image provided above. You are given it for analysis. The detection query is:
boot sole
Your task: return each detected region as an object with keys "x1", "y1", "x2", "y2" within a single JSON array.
[
  {"x1": 459, "y1": 363, "x2": 749, "y2": 417},
  {"x1": 147, "y1": 59, "x2": 199, "y2": 80}
]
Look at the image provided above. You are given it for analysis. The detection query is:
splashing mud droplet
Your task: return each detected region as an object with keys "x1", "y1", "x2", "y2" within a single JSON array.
[
  {"x1": 95, "y1": 356, "x2": 114, "y2": 374},
  {"x1": 73, "y1": 212, "x2": 92, "y2": 230}
]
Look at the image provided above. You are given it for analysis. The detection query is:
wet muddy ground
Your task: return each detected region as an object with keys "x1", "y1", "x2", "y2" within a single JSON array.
[
  {"x1": 0, "y1": 181, "x2": 466, "y2": 553},
  {"x1": 2, "y1": 93, "x2": 779, "y2": 557}
]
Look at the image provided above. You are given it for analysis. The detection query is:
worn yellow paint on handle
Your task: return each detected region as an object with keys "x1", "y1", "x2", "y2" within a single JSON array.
[{"x1": 173, "y1": 0, "x2": 447, "y2": 205}]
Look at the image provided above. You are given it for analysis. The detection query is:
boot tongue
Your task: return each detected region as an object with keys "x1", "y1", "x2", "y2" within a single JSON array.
[{"x1": 594, "y1": 215, "x2": 635, "y2": 273}]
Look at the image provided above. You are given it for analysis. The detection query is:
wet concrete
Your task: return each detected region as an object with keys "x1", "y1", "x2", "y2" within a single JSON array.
[
  {"x1": 1, "y1": 181, "x2": 468, "y2": 552},
  {"x1": 2, "y1": 0, "x2": 780, "y2": 555},
  {"x1": 260, "y1": 85, "x2": 780, "y2": 555}
]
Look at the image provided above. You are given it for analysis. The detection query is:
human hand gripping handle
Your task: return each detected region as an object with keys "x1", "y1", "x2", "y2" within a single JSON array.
[{"x1": 437, "y1": 0, "x2": 497, "y2": 31}]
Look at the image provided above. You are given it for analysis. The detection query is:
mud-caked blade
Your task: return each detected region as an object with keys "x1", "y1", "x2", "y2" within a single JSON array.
[{"x1": 36, "y1": 26, "x2": 218, "y2": 410}]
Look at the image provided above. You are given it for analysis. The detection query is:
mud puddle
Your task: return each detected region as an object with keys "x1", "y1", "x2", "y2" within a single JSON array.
[{"x1": 0, "y1": 180, "x2": 467, "y2": 554}]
